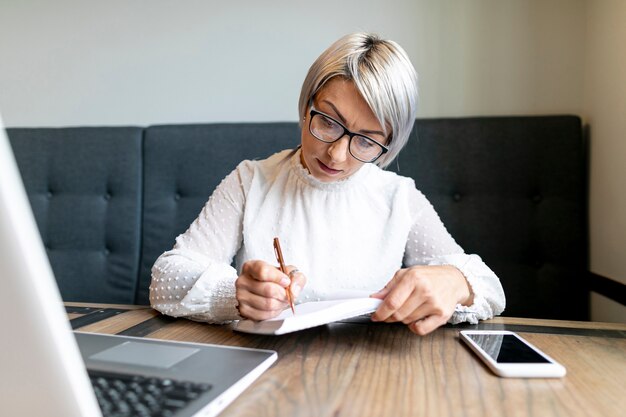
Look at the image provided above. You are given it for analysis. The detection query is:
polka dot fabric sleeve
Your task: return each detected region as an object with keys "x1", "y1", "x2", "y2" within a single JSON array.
[
  {"x1": 403, "y1": 188, "x2": 506, "y2": 324},
  {"x1": 150, "y1": 163, "x2": 251, "y2": 323}
]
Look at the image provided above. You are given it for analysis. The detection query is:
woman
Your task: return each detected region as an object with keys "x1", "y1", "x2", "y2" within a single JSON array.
[{"x1": 150, "y1": 33, "x2": 505, "y2": 335}]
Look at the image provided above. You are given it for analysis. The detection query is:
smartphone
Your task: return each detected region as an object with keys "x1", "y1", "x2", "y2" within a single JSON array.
[{"x1": 460, "y1": 330, "x2": 566, "y2": 378}]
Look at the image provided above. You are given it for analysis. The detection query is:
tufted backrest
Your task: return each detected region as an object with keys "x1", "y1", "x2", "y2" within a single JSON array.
[
  {"x1": 8, "y1": 117, "x2": 588, "y2": 319},
  {"x1": 392, "y1": 116, "x2": 588, "y2": 319},
  {"x1": 7, "y1": 127, "x2": 143, "y2": 303},
  {"x1": 138, "y1": 123, "x2": 300, "y2": 305}
]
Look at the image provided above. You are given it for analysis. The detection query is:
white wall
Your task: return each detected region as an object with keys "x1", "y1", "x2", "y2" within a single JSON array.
[
  {"x1": 584, "y1": 0, "x2": 626, "y2": 323},
  {"x1": 0, "y1": 0, "x2": 423, "y2": 126},
  {"x1": 0, "y1": 0, "x2": 586, "y2": 126},
  {"x1": 414, "y1": 1, "x2": 585, "y2": 118},
  {"x1": 0, "y1": 0, "x2": 624, "y2": 322}
]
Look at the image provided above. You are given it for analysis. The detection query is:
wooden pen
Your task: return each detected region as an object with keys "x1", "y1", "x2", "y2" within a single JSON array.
[{"x1": 273, "y1": 237, "x2": 296, "y2": 315}]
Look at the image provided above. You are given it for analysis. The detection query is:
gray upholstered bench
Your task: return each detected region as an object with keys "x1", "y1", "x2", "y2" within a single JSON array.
[{"x1": 7, "y1": 115, "x2": 588, "y2": 320}]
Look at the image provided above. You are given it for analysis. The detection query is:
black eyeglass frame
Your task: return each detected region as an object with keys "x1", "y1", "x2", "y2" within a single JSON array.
[{"x1": 308, "y1": 109, "x2": 389, "y2": 163}]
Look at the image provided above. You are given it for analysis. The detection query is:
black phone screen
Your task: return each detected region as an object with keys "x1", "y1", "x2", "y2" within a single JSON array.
[{"x1": 467, "y1": 333, "x2": 550, "y2": 363}]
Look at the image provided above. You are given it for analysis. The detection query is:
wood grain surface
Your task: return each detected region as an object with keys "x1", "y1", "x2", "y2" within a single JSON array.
[{"x1": 68, "y1": 305, "x2": 626, "y2": 417}]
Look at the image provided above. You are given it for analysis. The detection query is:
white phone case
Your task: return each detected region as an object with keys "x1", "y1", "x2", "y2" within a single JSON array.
[{"x1": 460, "y1": 330, "x2": 566, "y2": 378}]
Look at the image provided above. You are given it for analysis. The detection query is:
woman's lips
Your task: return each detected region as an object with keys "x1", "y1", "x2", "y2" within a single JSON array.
[{"x1": 317, "y1": 159, "x2": 342, "y2": 175}]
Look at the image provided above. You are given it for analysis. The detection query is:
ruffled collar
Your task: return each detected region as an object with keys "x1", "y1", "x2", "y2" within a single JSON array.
[{"x1": 289, "y1": 148, "x2": 373, "y2": 191}]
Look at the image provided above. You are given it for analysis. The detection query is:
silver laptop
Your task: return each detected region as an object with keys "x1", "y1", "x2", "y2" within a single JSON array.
[{"x1": 0, "y1": 113, "x2": 277, "y2": 417}]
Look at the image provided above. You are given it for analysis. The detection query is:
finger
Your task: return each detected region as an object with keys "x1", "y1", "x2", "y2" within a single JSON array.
[
  {"x1": 401, "y1": 295, "x2": 454, "y2": 324},
  {"x1": 400, "y1": 300, "x2": 433, "y2": 324},
  {"x1": 237, "y1": 301, "x2": 287, "y2": 322},
  {"x1": 370, "y1": 271, "x2": 403, "y2": 299},
  {"x1": 383, "y1": 289, "x2": 429, "y2": 323},
  {"x1": 242, "y1": 260, "x2": 290, "y2": 287},
  {"x1": 371, "y1": 276, "x2": 414, "y2": 322},
  {"x1": 370, "y1": 287, "x2": 389, "y2": 299},
  {"x1": 285, "y1": 266, "x2": 307, "y2": 298},
  {"x1": 238, "y1": 290, "x2": 289, "y2": 313},
  {"x1": 237, "y1": 278, "x2": 289, "y2": 301},
  {"x1": 408, "y1": 314, "x2": 447, "y2": 336}
]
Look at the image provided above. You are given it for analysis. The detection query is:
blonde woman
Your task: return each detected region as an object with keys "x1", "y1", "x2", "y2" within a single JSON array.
[{"x1": 150, "y1": 33, "x2": 505, "y2": 336}]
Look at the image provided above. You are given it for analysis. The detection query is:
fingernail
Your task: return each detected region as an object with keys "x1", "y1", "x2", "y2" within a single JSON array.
[
  {"x1": 280, "y1": 277, "x2": 290, "y2": 287},
  {"x1": 291, "y1": 284, "x2": 301, "y2": 298},
  {"x1": 370, "y1": 288, "x2": 385, "y2": 298}
]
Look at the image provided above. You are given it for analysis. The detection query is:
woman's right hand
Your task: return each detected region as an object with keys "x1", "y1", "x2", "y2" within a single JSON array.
[{"x1": 235, "y1": 260, "x2": 306, "y2": 321}]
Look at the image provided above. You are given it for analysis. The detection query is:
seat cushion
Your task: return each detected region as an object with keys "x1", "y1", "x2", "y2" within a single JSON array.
[{"x1": 8, "y1": 127, "x2": 143, "y2": 304}]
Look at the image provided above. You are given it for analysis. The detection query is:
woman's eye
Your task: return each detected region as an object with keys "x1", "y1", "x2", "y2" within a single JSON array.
[
  {"x1": 321, "y1": 116, "x2": 337, "y2": 128},
  {"x1": 355, "y1": 136, "x2": 374, "y2": 148}
]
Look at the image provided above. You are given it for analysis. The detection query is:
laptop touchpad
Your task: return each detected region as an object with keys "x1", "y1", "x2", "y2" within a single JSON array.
[{"x1": 90, "y1": 341, "x2": 200, "y2": 369}]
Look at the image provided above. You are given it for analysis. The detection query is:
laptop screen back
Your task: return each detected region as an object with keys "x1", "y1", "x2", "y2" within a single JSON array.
[{"x1": 0, "y1": 114, "x2": 102, "y2": 416}]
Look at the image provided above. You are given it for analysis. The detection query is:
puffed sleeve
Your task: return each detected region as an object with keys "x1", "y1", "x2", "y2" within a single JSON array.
[
  {"x1": 149, "y1": 161, "x2": 253, "y2": 323},
  {"x1": 403, "y1": 187, "x2": 506, "y2": 324}
]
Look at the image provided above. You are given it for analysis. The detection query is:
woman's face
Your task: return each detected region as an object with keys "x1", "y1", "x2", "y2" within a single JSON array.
[{"x1": 300, "y1": 77, "x2": 388, "y2": 183}]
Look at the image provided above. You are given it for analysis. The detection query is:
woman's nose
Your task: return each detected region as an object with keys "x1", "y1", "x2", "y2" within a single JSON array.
[{"x1": 327, "y1": 135, "x2": 350, "y2": 163}]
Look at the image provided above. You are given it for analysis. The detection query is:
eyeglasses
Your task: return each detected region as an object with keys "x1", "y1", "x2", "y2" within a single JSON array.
[{"x1": 308, "y1": 109, "x2": 388, "y2": 163}]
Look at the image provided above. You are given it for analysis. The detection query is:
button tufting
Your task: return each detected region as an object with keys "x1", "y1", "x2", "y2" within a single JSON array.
[
  {"x1": 453, "y1": 193, "x2": 462, "y2": 201},
  {"x1": 103, "y1": 248, "x2": 110, "y2": 256},
  {"x1": 46, "y1": 191, "x2": 53, "y2": 199},
  {"x1": 104, "y1": 193, "x2": 111, "y2": 201},
  {"x1": 532, "y1": 194, "x2": 542, "y2": 203},
  {"x1": 174, "y1": 193, "x2": 181, "y2": 201}
]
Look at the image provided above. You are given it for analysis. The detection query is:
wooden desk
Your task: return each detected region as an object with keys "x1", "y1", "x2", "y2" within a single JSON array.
[{"x1": 67, "y1": 303, "x2": 626, "y2": 417}]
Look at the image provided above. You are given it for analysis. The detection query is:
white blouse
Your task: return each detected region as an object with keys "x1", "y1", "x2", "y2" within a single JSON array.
[{"x1": 150, "y1": 149, "x2": 505, "y2": 324}]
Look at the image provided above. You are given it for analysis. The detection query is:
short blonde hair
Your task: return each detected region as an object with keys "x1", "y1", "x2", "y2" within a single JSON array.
[{"x1": 298, "y1": 33, "x2": 418, "y2": 168}]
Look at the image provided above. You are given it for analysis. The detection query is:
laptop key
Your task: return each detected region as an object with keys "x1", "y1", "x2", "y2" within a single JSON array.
[
  {"x1": 164, "y1": 398, "x2": 188, "y2": 409},
  {"x1": 88, "y1": 370, "x2": 213, "y2": 417}
]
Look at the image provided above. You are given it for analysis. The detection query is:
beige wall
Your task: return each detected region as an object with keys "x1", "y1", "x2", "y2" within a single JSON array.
[
  {"x1": 584, "y1": 0, "x2": 626, "y2": 323},
  {"x1": 0, "y1": 0, "x2": 587, "y2": 125},
  {"x1": 413, "y1": 1, "x2": 586, "y2": 118},
  {"x1": 0, "y1": 1, "x2": 624, "y2": 321}
]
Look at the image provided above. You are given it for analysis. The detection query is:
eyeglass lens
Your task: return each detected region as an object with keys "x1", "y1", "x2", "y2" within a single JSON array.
[{"x1": 310, "y1": 112, "x2": 383, "y2": 162}]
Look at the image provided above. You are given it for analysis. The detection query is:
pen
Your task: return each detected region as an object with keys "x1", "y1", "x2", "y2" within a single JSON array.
[{"x1": 273, "y1": 237, "x2": 296, "y2": 315}]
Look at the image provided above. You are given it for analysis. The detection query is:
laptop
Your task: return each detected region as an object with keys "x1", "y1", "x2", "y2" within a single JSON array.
[{"x1": 0, "y1": 113, "x2": 277, "y2": 417}]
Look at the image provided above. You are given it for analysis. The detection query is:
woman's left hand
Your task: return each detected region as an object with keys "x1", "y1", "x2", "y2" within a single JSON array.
[{"x1": 371, "y1": 265, "x2": 473, "y2": 336}]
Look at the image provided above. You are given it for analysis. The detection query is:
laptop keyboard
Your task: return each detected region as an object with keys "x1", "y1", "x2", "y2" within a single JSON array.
[{"x1": 88, "y1": 369, "x2": 213, "y2": 417}]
